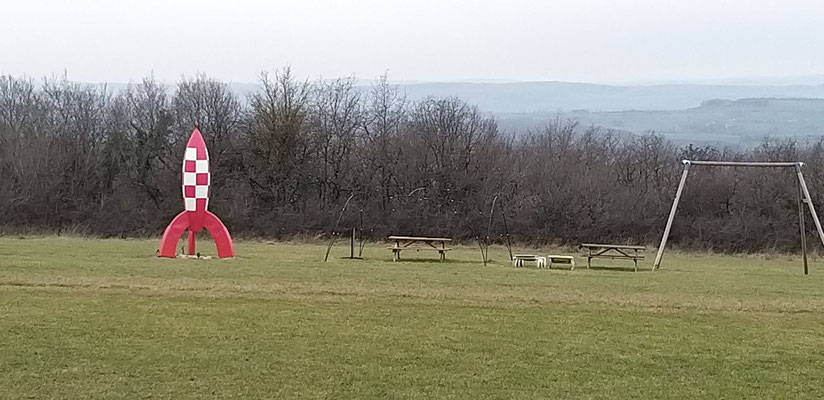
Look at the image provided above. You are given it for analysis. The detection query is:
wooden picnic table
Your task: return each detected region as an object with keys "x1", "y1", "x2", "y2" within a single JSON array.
[
  {"x1": 580, "y1": 243, "x2": 646, "y2": 272},
  {"x1": 388, "y1": 236, "x2": 452, "y2": 261}
]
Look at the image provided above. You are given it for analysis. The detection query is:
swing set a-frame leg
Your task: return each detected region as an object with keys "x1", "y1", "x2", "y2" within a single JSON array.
[
  {"x1": 797, "y1": 166, "x2": 824, "y2": 269},
  {"x1": 654, "y1": 161, "x2": 691, "y2": 270}
]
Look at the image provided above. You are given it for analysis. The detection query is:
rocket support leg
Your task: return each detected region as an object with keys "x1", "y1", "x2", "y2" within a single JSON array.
[
  {"x1": 158, "y1": 211, "x2": 189, "y2": 258},
  {"x1": 204, "y1": 211, "x2": 235, "y2": 258}
]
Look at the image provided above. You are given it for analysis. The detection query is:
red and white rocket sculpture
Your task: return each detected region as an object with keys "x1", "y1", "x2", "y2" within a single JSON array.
[{"x1": 158, "y1": 128, "x2": 234, "y2": 258}]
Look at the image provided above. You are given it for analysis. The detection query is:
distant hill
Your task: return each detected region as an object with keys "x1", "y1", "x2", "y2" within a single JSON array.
[
  {"x1": 497, "y1": 98, "x2": 824, "y2": 146},
  {"x1": 397, "y1": 81, "x2": 824, "y2": 112}
]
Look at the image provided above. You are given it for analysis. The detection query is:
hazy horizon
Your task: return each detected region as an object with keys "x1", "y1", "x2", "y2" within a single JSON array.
[
  {"x1": 7, "y1": 74, "x2": 824, "y2": 88},
  {"x1": 3, "y1": 0, "x2": 824, "y2": 84}
]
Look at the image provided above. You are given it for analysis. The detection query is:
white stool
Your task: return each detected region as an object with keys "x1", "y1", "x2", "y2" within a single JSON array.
[{"x1": 512, "y1": 255, "x2": 546, "y2": 268}]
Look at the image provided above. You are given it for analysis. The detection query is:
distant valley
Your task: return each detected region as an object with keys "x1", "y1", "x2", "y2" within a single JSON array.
[
  {"x1": 496, "y1": 98, "x2": 824, "y2": 146},
  {"x1": 394, "y1": 81, "x2": 824, "y2": 146}
]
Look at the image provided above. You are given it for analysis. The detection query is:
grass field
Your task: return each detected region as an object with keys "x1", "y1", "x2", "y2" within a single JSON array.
[{"x1": 2, "y1": 237, "x2": 824, "y2": 399}]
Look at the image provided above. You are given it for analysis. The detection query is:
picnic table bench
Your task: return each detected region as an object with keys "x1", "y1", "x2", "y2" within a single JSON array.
[
  {"x1": 580, "y1": 243, "x2": 645, "y2": 272},
  {"x1": 388, "y1": 236, "x2": 452, "y2": 261}
]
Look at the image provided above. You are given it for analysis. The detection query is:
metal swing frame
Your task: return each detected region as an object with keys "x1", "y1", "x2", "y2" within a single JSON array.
[
  {"x1": 323, "y1": 193, "x2": 366, "y2": 262},
  {"x1": 654, "y1": 160, "x2": 824, "y2": 274},
  {"x1": 479, "y1": 194, "x2": 514, "y2": 265}
]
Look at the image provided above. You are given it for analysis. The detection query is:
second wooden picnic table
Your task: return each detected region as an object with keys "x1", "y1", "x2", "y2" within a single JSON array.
[
  {"x1": 580, "y1": 243, "x2": 646, "y2": 271},
  {"x1": 388, "y1": 236, "x2": 452, "y2": 261}
]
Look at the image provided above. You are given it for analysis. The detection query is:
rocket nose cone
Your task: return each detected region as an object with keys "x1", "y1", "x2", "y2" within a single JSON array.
[{"x1": 187, "y1": 128, "x2": 206, "y2": 148}]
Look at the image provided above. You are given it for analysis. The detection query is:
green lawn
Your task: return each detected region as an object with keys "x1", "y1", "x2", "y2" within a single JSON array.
[{"x1": 2, "y1": 237, "x2": 824, "y2": 399}]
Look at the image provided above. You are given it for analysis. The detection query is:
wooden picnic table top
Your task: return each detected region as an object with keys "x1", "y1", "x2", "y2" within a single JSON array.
[
  {"x1": 388, "y1": 236, "x2": 452, "y2": 242},
  {"x1": 581, "y1": 243, "x2": 646, "y2": 251}
]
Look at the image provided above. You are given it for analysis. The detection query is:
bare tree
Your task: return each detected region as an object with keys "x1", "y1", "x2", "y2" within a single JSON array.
[
  {"x1": 247, "y1": 67, "x2": 312, "y2": 215},
  {"x1": 173, "y1": 74, "x2": 242, "y2": 161},
  {"x1": 309, "y1": 75, "x2": 363, "y2": 206}
]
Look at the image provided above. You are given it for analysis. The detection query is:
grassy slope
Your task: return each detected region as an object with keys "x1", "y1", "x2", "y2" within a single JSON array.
[{"x1": 1, "y1": 237, "x2": 824, "y2": 399}]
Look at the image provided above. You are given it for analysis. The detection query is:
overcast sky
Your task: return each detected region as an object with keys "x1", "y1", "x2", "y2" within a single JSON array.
[{"x1": 3, "y1": 0, "x2": 824, "y2": 84}]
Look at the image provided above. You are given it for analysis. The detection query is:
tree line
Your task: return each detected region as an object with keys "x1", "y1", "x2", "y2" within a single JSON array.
[{"x1": 2, "y1": 68, "x2": 824, "y2": 252}]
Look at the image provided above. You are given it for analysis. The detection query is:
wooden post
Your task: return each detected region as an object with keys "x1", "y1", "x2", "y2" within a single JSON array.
[
  {"x1": 441, "y1": 241, "x2": 446, "y2": 261},
  {"x1": 358, "y1": 210, "x2": 364, "y2": 258},
  {"x1": 654, "y1": 161, "x2": 691, "y2": 270},
  {"x1": 587, "y1": 247, "x2": 591, "y2": 269},
  {"x1": 797, "y1": 166, "x2": 824, "y2": 253},
  {"x1": 796, "y1": 167, "x2": 809, "y2": 275},
  {"x1": 350, "y1": 227, "x2": 355, "y2": 259}
]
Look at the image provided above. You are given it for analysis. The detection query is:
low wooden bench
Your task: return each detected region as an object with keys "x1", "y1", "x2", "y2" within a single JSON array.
[
  {"x1": 580, "y1": 243, "x2": 645, "y2": 272},
  {"x1": 388, "y1": 236, "x2": 452, "y2": 261},
  {"x1": 547, "y1": 255, "x2": 575, "y2": 270}
]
